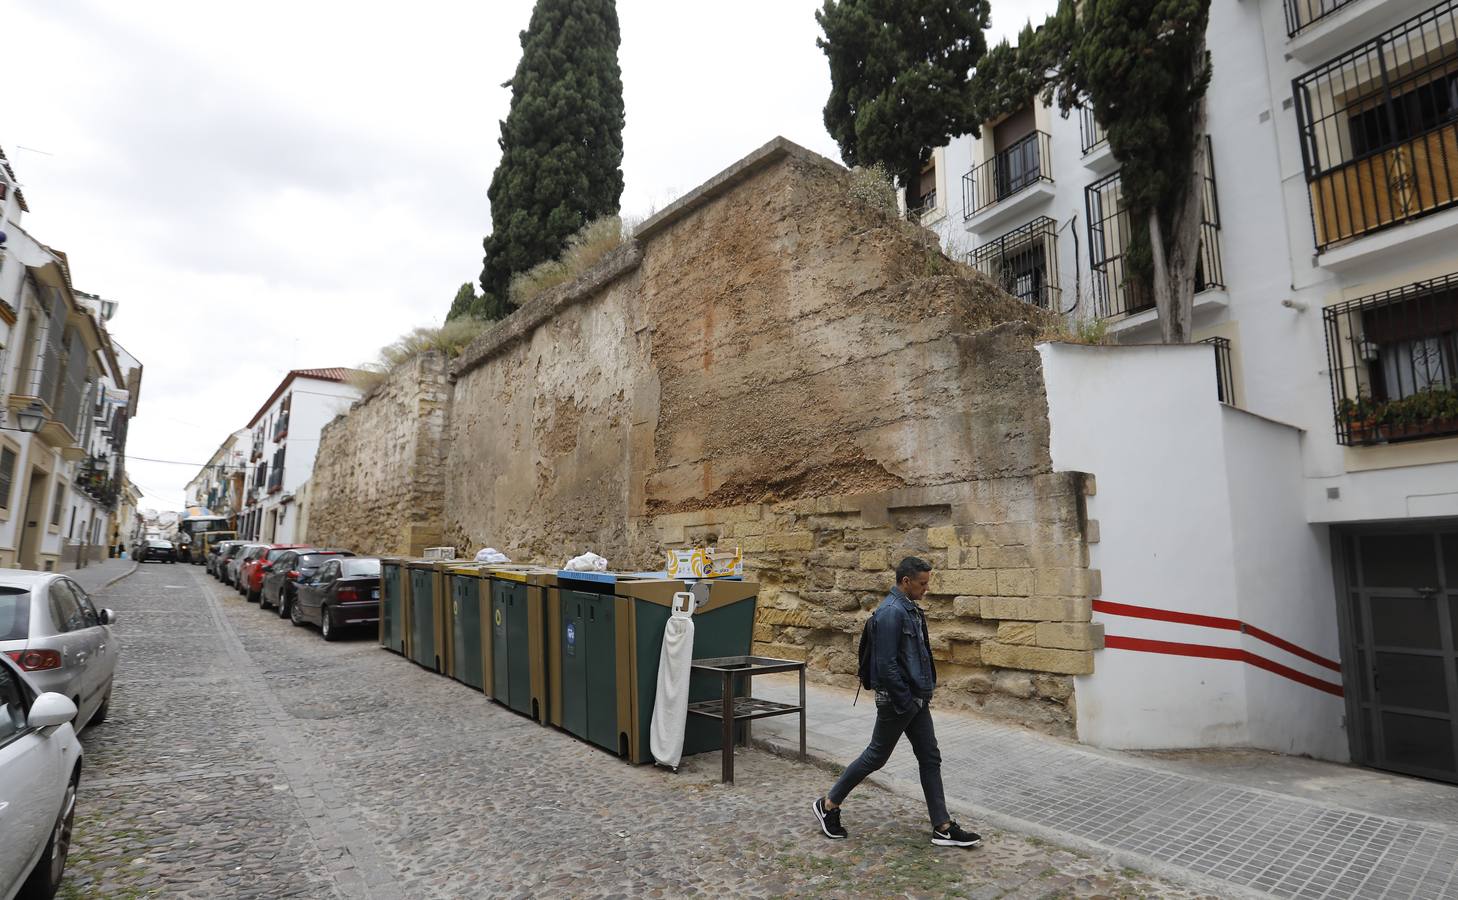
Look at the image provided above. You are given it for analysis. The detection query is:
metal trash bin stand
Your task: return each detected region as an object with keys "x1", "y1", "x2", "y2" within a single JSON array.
[
  {"x1": 688, "y1": 656, "x2": 807, "y2": 784},
  {"x1": 446, "y1": 563, "x2": 488, "y2": 691},
  {"x1": 479, "y1": 565, "x2": 557, "y2": 722}
]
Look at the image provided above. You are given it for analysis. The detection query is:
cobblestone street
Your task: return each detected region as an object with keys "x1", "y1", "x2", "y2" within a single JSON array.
[{"x1": 57, "y1": 562, "x2": 1214, "y2": 899}]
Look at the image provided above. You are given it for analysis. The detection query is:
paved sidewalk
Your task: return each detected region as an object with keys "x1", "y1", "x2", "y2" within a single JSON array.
[
  {"x1": 60, "y1": 556, "x2": 139, "y2": 594},
  {"x1": 753, "y1": 674, "x2": 1458, "y2": 900}
]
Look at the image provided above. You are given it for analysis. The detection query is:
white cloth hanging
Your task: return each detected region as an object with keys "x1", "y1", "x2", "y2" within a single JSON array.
[{"x1": 650, "y1": 592, "x2": 697, "y2": 769}]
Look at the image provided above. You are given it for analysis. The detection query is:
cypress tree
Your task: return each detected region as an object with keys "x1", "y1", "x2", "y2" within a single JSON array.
[
  {"x1": 446, "y1": 282, "x2": 478, "y2": 321},
  {"x1": 477, "y1": 0, "x2": 625, "y2": 319},
  {"x1": 817, "y1": 0, "x2": 991, "y2": 205}
]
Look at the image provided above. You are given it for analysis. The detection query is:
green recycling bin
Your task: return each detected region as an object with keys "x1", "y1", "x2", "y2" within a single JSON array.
[
  {"x1": 405, "y1": 559, "x2": 455, "y2": 674},
  {"x1": 482, "y1": 566, "x2": 556, "y2": 723},
  {"x1": 447, "y1": 564, "x2": 487, "y2": 691},
  {"x1": 548, "y1": 572, "x2": 758, "y2": 763},
  {"x1": 379, "y1": 557, "x2": 409, "y2": 655}
]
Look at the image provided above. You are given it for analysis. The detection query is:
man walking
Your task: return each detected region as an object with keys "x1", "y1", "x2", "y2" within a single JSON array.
[{"x1": 813, "y1": 556, "x2": 981, "y2": 848}]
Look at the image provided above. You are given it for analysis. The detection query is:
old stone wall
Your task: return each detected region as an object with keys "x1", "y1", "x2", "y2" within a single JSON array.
[
  {"x1": 308, "y1": 139, "x2": 1103, "y2": 733},
  {"x1": 307, "y1": 353, "x2": 448, "y2": 556}
]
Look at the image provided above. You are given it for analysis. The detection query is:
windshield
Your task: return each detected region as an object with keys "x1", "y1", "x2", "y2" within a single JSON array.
[
  {"x1": 180, "y1": 519, "x2": 229, "y2": 536},
  {"x1": 341, "y1": 559, "x2": 381, "y2": 577},
  {"x1": 298, "y1": 552, "x2": 342, "y2": 570},
  {"x1": 266, "y1": 548, "x2": 293, "y2": 562},
  {"x1": 0, "y1": 587, "x2": 30, "y2": 641},
  {"x1": 148, "y1": 540, "x2": 172, "y2": 548}
]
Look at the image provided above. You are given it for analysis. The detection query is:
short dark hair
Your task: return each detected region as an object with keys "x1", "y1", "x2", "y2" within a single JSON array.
[{"x1": 895, "y1": 556, "x2": 932, "y2": 585}]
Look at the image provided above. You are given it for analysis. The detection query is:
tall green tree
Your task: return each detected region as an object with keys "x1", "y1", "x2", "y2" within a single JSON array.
[
  {"x1": 816, "y1": 0, "x2": 991, "y2": 207},
  {"x1": 971, "y1": 0, "x2": 1212, "y2": 343},
  {"x1": 446, "y1": 282, "x2": 479, "y2": 321},
  {"x1": 476, "y1": 0, "x2": 625, "y2": 320}
]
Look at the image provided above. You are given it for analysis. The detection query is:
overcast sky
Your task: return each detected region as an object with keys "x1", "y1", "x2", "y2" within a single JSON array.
[{"x1": 8, "y1": 0, "x2": 1052, "y2": 513}]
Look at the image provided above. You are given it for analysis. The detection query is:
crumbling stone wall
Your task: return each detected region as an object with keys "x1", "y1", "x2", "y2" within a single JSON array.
[
  {"x1": 310, "y1": 138, "x2": 1103, "y2": 734},
  {"x1": 308, "y1": 353, "x2": 448, "y2": 556}
]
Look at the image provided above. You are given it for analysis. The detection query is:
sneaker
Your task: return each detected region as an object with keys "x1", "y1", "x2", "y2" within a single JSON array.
[
  {"x1": 932, "y1": 822, "x2": 981, "y2": 848},
  {"x1": 813, "y1": 797, "x2": 847, "y2": 840}
]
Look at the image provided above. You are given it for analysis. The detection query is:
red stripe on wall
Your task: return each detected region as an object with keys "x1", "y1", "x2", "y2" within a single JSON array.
[
  {"x1": 1103, "y1": 635, "x2": 1345, "y2": 697},
  {"x1": 1092, "y1": 599, "x2": 1342, "y2": 672}
]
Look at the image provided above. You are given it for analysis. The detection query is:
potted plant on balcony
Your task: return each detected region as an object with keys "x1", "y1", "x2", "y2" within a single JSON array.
[{"x1": 1340, "y1": 395, "x2": 1379, "y2": 444}]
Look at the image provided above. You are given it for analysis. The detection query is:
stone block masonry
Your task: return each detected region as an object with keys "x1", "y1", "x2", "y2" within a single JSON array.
[{"x1": 643, "y1": 475, "x2": 1097, "y2": 736}]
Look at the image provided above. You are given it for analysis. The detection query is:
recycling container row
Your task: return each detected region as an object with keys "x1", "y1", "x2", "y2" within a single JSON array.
[{"x1": 378, "y1": 556, "x2": 759, "y2": 766}]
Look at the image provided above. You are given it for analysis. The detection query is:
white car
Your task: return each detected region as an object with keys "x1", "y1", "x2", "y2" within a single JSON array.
[{"x1": 0, "y1": 652, "x2": 81, "y2": 900}]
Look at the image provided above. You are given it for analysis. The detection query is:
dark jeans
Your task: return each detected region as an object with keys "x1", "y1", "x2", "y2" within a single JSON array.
[{"x1": 828, "y1": 698, "x2": 948, "y2": 826}]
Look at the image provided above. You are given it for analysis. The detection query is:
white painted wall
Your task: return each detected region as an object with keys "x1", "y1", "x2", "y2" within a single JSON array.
[
  {"x1": 1039, "y1": 342, "x2": 1348, "y2": 759},
  {"x1": 247, "y1": 375, "x2": 360, "y2": 545}
]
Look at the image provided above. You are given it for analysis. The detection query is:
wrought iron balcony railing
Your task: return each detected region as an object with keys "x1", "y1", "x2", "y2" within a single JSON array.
[
  {"x1": 962, "y1": 131, "x2": 1054, "y2": 219},
  {"x1": 1086, "y1": 137, "x2": 1224, "y2": 320},
  {"x1": 1294, "y1": 0, "x2": 1458, "y2": 251},
  {"x1": 1284, "y1": 0, "x2": 1361, "y2": 36},
  {"x1": 967, "y1": 217, "x2": 1061, "y2": 310},
  {"x1": 1325, "y1": 273, "x2": 1458, "y2": 445},
  {"x1": 1079, "y1": 106, "x2": 1107, "y2": 155}
]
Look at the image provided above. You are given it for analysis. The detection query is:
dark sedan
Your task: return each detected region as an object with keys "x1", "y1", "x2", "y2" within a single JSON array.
[
  {"x1": 291, "y1": 557, "x2": 380, "y2": 641},
  {"x1": 140, "y1": 540, "x2": 176, "y2": 564},
  {"x1": 261, "y1": 549, "x2": 355, "y2": 617},
  {"x1": 208, "y1": 540, "x2": 244, "y2": 578}
]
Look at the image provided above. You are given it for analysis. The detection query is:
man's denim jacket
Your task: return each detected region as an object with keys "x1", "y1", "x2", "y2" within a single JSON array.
[{"x1": 870, "y1": 588, "x2": 937, "y2": 714}]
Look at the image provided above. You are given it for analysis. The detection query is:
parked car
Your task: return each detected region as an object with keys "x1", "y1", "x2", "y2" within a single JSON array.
[
  {"x1": 292, "y1": 557, "x2": 381, "y2": 641},
  {"x1": 195, "y1": 531, "x2": 237, "y2": 567},
  {"x1": 260, "y1": 549, "x2": 355, "y2": 616},
  {"x1": 0, "y1": 572, "x2": 118, "y2": 736},
  {"x1": 140, "y1": 540, "x2": 176, "y2": 564},
  {"x1": 208, "y1": 541, "x2": 243, "y2": 579},
  {"x1": 0, "y1": 653, "x2": 81, "y2": 900},
  {"x1": 226, "y1": 544, "x2": 267, "y2": 591},
  {"x1": 241, "y1": 545, "x2": 312, "y2": 604}
]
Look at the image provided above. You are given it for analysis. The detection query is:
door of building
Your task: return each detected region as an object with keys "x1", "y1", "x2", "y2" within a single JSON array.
[
  {"x1": 17, "y1": 468, "x2": 48, "y2": 571},
  {"x1": 1340, "y1": 527, "x2": 1458, "y2": 783}
]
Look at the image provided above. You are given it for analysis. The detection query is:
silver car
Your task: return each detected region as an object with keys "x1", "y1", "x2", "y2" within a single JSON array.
[
  {"x1": 227, "y1": 544, "x2": 267, "y2": 591},
  {"x1": 0, "y1": 571, "x2": 118, "y2": 734}
]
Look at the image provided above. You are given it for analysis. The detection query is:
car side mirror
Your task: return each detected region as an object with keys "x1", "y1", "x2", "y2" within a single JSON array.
[
  {"x1": 29, "y1": 692, "x2": 77, "y2": 729},
  {"x1": 261, "y1": 563, "x2": 273, "y2": 573},
  {"x1": 101, "y1": 608, "x2": 117, "y2": 625}
]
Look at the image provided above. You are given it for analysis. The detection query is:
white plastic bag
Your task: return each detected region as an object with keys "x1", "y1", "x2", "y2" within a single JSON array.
[
  {"x1": 474, "y1": 547, "x2": 511, "y2": 564},
  {"x1": 564, "y1": 551, "x2": 608, "y2": 572},
  {"x1": 650, "y1": 592, "x2": 696, "y2": 769}
]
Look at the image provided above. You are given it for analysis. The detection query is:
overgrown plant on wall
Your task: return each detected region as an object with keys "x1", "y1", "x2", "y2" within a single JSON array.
[
  {"x1": 508, "y1": 215, "x2": 628, "y2": 308},
  {"x1": 349, "y1": 319, "x2": 493, "y2": 392},
  {"x1": 467, "y1": 0, "x2": 626, "y2": 323},
  {"x1": 816, "y1": 0, "x2": 991, "y2": 208},
  {"x1": 969, "y1": 0, "x2": 1213, "y2": 343}
]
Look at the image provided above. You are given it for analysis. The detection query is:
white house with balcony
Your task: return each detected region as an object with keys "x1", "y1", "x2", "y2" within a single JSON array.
[
  {"x1": 916, "y1": 0, "x2": 1458, "y2": 785},
  {"x1": 0, "y1": 146, "x2": 141, "y2": 571},
  {"x1": 236, "y1": 369, "x2": 362, "y2": 545}
]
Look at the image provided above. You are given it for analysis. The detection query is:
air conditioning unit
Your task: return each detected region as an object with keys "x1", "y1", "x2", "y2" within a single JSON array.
[{"x1": 422, "y1": 546, "x2": 456, "y2": 560}]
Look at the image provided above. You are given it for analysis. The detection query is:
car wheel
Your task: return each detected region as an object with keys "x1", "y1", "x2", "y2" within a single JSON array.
[
  {"x1": 247, "y1": 588, "x2": 260, "y2": 603},
  {"x1": 90, "y1": 680, "x2": 113, "y2": 726},
  {"x1": 320, "y1": 606, "x2": 336, "y2": 641},
  {"x1": 290, "y1": 599, "x2": 305, "y2": 627},
  {"x1": 18, "y1": 771, "x2": 76, "y2": 900},
  {"x1": 259, "y1": 591, "x2": 271, "y2": 611},
  {"x1": 278, "y1": 594, "x2": 291, "y2": 619}
]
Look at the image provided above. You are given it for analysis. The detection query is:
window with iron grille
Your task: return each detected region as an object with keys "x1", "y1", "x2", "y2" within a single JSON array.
[
  {"x1": 0, "y1": 447, "x2": 14, "y2": 512},
  {"x1": 1284, "y1": 0, "x2": 1362, "y2": 37},
  {"x1": 1085, "y1": 137, "x2": 1224, "y2": 320},
  {"x1": 1324, "y1": 273, "x2": 1458, "y2": 445},
  {"x1": 1199, "y1": 337, "x2": 1237, "y2": 406},
  {"x1": 962, "y1": 131, "x2": 1054, "y2": 219},
  {"x1": 1293, "y1": 0, "x2": 1458, "y2": 251},
  {"x1": 967, "y1": 217, "x2": 1061, "y2": 310},
  {"x1": 1079, "y1": 105, "x2": 1107, "y2": 155}
]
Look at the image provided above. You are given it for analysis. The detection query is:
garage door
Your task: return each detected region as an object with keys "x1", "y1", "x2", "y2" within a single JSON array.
[{"x1": 1341, "y1": 527, "x2": 1458, "y2": 783}]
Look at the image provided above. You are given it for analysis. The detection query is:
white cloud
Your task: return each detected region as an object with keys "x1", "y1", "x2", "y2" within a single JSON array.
[{"x1": 8, "y1": 0, "x2": 1053, "y2": 511}]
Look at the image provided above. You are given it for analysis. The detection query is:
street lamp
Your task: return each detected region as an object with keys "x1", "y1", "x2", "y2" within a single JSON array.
[{"x1": 14, "y1": 402, "x2": 46, "y2": 433}]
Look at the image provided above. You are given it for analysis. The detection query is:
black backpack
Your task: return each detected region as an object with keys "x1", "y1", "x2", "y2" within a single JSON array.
[{"x1": 854, "y1": 610, "x2": 879, "y2": 702}]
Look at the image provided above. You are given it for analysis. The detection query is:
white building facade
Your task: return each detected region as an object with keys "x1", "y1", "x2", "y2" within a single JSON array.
[
  {"x1": 920, "y1": 0, "x2": 1458, "y2": 783},
  {"x1": 0, "y1": 147, "x2": 141, "y2": 571},
  {"x1": 236, "y1": 369, "x2": 361, "y2": 545}
]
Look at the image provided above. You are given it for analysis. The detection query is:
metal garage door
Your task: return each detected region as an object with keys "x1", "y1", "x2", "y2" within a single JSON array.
[{"x1": 1340, "y1": 527, "x2": 1458, "y2": 783}]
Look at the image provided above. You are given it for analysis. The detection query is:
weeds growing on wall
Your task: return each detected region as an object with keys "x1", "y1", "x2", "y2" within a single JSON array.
[
  {"x1": 507, "y1": 215, "x2": 630, "y2": 309},
  {"x1": 1037, "y1": 316, "x2": 1112, "y2": 345},
  {"x1": 846, "y1": 164, "x2": 899, "y2": 218},
  {"x1": 349, "y1": 318, "x2": 494, "y2": 391}
]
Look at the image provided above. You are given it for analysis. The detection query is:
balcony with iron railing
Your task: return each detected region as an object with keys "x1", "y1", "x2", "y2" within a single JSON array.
[
  {"x1": 1086, "y1": 137, "x2": 1225, "y2": 322},
  {"x1": 1078, "y1": 106, "x2": 1118, "y2": 174},
  {"x1": 1294, "y1": 1, "x2": 1458, "y2": 254},
  {"x1": 1325, "y1": 273, "x2": 1458, "y2": 445},
  {"x1": 272, "y1": 410, "x2": 289, "y2": 442},
  {"x1": 967, "y1": 217, "x2": 1061, "y2": 310},
  {"x1": 1284, "y1": 0, "x2": 1361, "y2": 37},
  {"x1": 267, "y1": 466, "x2": 284, "y2": 494},
  {"x1": 962, "y1": 131, "x2": 1056, "y2": 231}
]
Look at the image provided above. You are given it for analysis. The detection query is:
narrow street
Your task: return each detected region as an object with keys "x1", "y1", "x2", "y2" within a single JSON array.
[{"x1": 57, "y1": 562, "x2": 1213, "y2": 899}]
